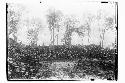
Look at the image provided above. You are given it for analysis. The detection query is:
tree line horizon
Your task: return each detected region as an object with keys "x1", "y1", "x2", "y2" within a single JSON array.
[{"x1": 7, "y1": 3, "x2": 117, "y2": 49}]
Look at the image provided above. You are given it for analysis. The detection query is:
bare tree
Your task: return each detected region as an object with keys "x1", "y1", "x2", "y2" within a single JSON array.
[
  {"x1": 7, "y1": 3, "x2": 23, "y2": 41},
  {"x1": 27, "y1": 29, "x2": 38, "y2": 46},
  {"x1": 83, "y1": 15, "x2": 94, "y2": 44},
  {"x1": 102, "y1": 16, "x2": 115, "y2": 47},
  {"x1": 63, "y1": 16, "x2": 80, "y2": 46},
  {"x1": 46, "y1": 9, "x2": 62, "y2": 45},
  {"x1": 97, "y1": 13, "x2": 115, "y2": 48},
  {"x1": 54, "y1": 10, "x2": 63, "y2": 45},
  {"x1": 27, "y1": 18, "x2": 42, "y2": 46}
]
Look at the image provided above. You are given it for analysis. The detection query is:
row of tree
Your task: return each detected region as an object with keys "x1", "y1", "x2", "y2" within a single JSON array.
[
  {"x1": 8, "y1": 4, "x2": 116, "y2": 48},
  {"x1": 46, "y1": 8, "x2": 116, "y2": 48}
]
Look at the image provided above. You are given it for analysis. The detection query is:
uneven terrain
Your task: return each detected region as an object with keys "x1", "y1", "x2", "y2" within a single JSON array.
[{"x1": 7, "y1": 38, "x2": 117, "y2": 80}]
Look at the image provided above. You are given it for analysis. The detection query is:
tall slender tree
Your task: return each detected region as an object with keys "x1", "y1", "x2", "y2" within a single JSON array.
[
  {"x1": 46, "y1": 9, "x2": 62, "y2": 45},
  {"x1": 82, "y1": 13, "x2": 94, "y2": 44},
  {"x1": 97, "y1": 10, "x2": 115, "y2": 48}
]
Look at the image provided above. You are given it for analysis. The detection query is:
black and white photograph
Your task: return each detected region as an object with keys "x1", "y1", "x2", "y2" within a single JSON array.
[{"x1": 6, "y1": 0, "x2": 118, "y2": 81}]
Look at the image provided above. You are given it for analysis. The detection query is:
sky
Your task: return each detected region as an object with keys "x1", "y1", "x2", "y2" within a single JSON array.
[{"x1": 8, "y1": 1, "x2": 117, "y2": 48}]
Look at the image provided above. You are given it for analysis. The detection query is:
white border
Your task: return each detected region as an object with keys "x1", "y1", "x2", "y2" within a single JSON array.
[{"x1": 0, "y1": 0, "x2": 121, "y2": 83}]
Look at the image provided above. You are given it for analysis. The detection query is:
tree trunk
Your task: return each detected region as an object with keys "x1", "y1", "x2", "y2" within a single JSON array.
[
  {"x1": 65, "y1": 30, "x2": 72, "y2": 47},
  {"x1": 13, "y1": 33, "x2": 17, "y2": 42},
  {"x1": 88, "y1": 31, "x2": 90, "y2": 44},
  {"x1": 100, "y1": 31, "x2": 105, "y2": 48},
  {"x1": 53, "y1": 28, "x2": 54, "y2": 46},
  {"x1": 57, "y1": 34, "x2": 58, "y2": 45},
  {"x1": 57, "y1": 28, "x2": 59, "y2": 45}
]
